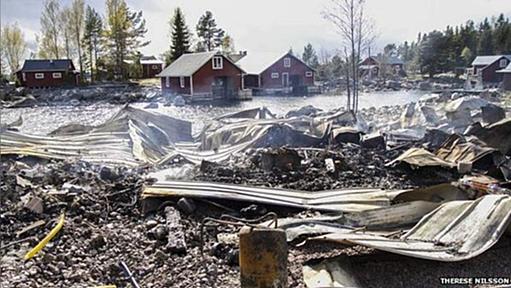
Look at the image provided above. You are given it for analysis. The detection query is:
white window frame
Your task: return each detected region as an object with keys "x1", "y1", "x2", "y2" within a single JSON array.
[
  {"x1": 283, "y1": 57, "x2": 291, "y2": 68},
  {"x1": 271, "y1": 72, "x2": 279, "y2": 79},
  {"x1": 499, "y1": 59, "x2": 507, "y2": 68},
  {"x1": 475, "y1": 68, "x2": 482, "y2": 76},
  {"x1": 52, "y1": 72, "x2": 62, "y2": 79},
  {"x1": 179, "y1": 76, "x2": 185, "y2": 88},
  {"x1": 305, "y1": 71, "x2": 313, "y2": 77},
  {"x1": 22, "y1": 72, "x2": 26, "y2": 81},
  {"x1": 212, "y1": 56, "x2": 223, "y2": 70},
  {"x1": 165, "y1": 77, "x2": 170, "y2": 88},
  {"x1": 35, "y1": 73, "x2": 45, "y2": 79}
]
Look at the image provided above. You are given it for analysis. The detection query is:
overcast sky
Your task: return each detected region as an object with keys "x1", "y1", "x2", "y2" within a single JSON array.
[{"x1": 1, "y1": 0, "x2": 510, "y2": 59}]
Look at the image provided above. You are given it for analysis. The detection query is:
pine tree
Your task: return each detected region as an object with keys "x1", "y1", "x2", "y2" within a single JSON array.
[
  {"x1": 477, "y1": 18, "x2": 494, "y2": 55},
  {"x1": 302, "y1": 43, "x2": 319, "y2": 68},
  {"x1": 104, "y1": 0, "x2": 149, "y2": 80},
  {"x1": 83, "y1": 5, "x2": 102, "y2": 82},
  {"x1": 196, "y1": 11, "x2": 225, "y2": 51},
  {"x1": 169, "y1": 8, "x2": 190, "y2": 63}
]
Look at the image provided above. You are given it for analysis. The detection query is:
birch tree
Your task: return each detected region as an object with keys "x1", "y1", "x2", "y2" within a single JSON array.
[
  {"x1": 323, "y1": 0, "x2": 374, "y2": 112},
  {"x1": 60, "y1": 6, "x2": 74, "y2": 59},
  {"x1": 69, "y1": 0, "x2": 85, "y2": 74},
  {"x1": 39, "y1": 0, "x2": 62, "y2": 58},
  {"x1": 1, "y1": 23, "x2": 28, "y2": 73}
]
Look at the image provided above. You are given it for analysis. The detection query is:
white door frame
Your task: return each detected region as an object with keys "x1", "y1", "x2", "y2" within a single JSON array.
[{"x1": 282, "y1": 72, "x2": 289, "y2": 87}]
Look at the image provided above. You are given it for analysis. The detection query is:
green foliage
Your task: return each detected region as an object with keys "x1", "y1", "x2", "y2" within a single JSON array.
[
  {"x1": 302, "y1": 43, "x2": 319, "y2": 68},
  {"x1": 394, "y1": 13, "x2": 511, "y2": 77},
  {"x1": 39, "y1": 0, "x2": 62, "y2": 58},
  {"x1": 1, "y1": 23, "x2": 27, "y2": 73},
  {"x1": 83, "y1": 5, "x2": 102, "y2": 82},
  {"x1": 104, "y1": 0, "x2": 149, "y2": 80},
  {"x1": 196, "y1": 11, "x2": 224, "y2": 51},
  {"x1": 168, "y1": 8, "x2": 191, "y2": 64}
]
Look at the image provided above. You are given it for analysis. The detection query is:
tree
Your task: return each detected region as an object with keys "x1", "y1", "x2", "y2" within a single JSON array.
[
  {"x1": 83, "y1": 5, "x2": 103, "y2": 82},
  {"x1": 302, "y1": 43, "x2": 319, "y2": 68},
  {"x1": 1, "y1": 23, "x2": 28, "y2": 74},
  {"x1": 196, "y1": 11, "x2": 225, "y2": 51},
  {"x1": 323, "y1": 0, "x2": 375, "y2": 112},
  {"x1": 460, "y1": 46, "x2": 473, "y2": 66},
  {"x1": 418, "y1": 31, "x2": 448, "y2": 77},
  {"x1": 69, "y1": 0, "x2": 85, "y2": 74},
  {"x1": 39, "y1": 0, "x2": 62, "y2": 58},
  {"x1": 221, "y1": 34, "x2": 235, "y2": 54},
  {"x1": 493, "y1": 14, "x2": 511, "y2": 54},
  {"x1": 60, "y1": 6, "x2": 74, "y2": 59},
  {"x1": 168, "y1": 7, "x2": 191, "y2": 63},
  {"x1": 477, "y1": 18, "x2": 494, "y2": 55},
  {"x1": 104, "y1": 0, "x2": 149, "y2": 80}
]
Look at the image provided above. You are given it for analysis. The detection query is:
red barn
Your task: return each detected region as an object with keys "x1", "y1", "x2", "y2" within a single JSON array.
[
  {"x1": 140, "y1": 56, "x2": 163, "y2": 78},
  {"x1": 468, "y1": 55, "x2": 511, "y2": 84},
  {"x1": 238, "y1": 52, "x2": 315, "y2": 95},
  {"x1": 16, "y1": 59, "x2": 79, "y2": 88},
  {"x1": 158, "y1": 52, "x2": 246, "y2": 101}
]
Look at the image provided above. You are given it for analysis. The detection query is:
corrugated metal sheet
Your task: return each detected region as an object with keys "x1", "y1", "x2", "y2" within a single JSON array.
[
  {"x1": 142, "y1": 180, "x2": 413, "y2": 212},
  {"x1": 0, "y1": 106, "x2": 192, "y2": 167},
  {"x1": 311, "y1": 194, "x2": 511, "y2": 261}
]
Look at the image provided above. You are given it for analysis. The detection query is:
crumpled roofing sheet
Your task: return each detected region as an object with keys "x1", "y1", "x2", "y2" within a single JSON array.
[
  {"x1": 0, "y1": 105, "x2": 192, "y2": 167},
  {"x1": 311, "y1": 194, "x2": 511, "y2": 261}
]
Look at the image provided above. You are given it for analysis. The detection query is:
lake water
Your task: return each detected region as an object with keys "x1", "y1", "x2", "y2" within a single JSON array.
[{"x1": 1, "y1": 91, "x2": 425, "y2": 135}]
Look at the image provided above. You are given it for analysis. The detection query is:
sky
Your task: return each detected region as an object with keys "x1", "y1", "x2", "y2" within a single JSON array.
[{"x1": 1, "y1": 0, "x2": 510, "y2": 59}]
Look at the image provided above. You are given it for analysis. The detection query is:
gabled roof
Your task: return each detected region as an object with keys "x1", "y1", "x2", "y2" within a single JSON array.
[
  {"x1": 158, "y1": 52, "x2": 243, "y2": 77},
  {"x1": 20, "y1": 59, "x2": 75, "y2": 72},
  {"x1": 497, "y1": 62, "x2": 511, "y2": 73},
  {"x1": 471, "y1": 55, "x2": 511, "y2": 66},
  {"x1": 360, "y1": 55, "x2": 404, "y2": 66},
  {"x1": 140, "y1": 55, "x2": 163, "y2": 65},
  {"x1": 237, "y1": 51, "x2": 315, "y2": 75}
]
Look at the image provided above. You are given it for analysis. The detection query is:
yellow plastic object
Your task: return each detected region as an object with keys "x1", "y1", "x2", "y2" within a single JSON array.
[{"x1": 24, "y1": 213, "x2": 65, "y2": 260}]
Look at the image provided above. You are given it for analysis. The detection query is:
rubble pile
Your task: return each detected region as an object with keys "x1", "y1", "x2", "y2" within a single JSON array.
[{"x1": 1, "y1": 91, "x2": 511, "y2": 287}]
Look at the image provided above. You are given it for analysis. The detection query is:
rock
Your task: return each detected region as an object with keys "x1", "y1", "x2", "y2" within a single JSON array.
[
  {"x1": 145, "y1": 219, "x2": 158, "y2": 229},
  {"x1": 99, "y1": 166, "x2": 116, "y2": 181},
  {"x1": 418, "y1": 81, "x2": 432, "y2": 91},
  {"x1": 144, "y1": 102, "x2": 159, "y2": 109},
  {"x1": 481, "y1": 104, "x2": 505, "y2": 124},
  {"x1": 24, "y1": 196, "x2": 44, "y2": 214},
  {"x1": 90, "y1": 234, "x2": 107, "y2": 249}
]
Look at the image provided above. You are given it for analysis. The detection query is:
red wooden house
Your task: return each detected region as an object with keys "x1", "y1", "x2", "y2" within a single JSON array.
[
  {"x1": 157, "y1": 52, "x2": 246, "y2": 101},
  {"x1": 140, "y1": 56, "x2": 163, "y2": 78},
  {"x1": 359, "y1": 55, "x2": 405, "y2": 78},
  {"x1": 238, "y1": 52, "x2": 315, "y2": 95},
  {"x1": 16, "y1": 59, "x2": 79, "y2": 88},
  {"x1": 467, "y1": 55, "x2": 511, "y2": 84}
]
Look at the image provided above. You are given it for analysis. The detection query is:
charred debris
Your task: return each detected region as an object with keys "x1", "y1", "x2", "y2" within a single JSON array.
[{"x1": 1, "y1": 91, "x2": 511, "y2": 287}]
